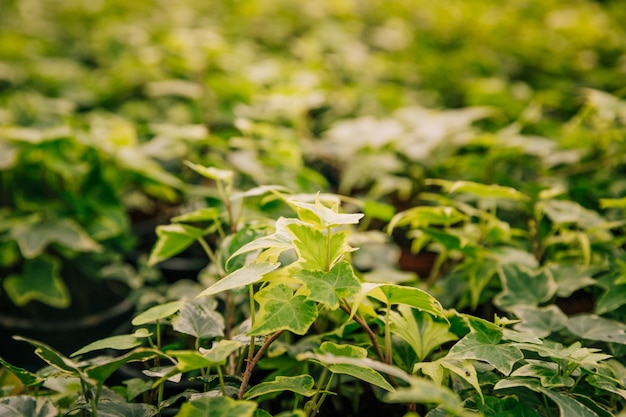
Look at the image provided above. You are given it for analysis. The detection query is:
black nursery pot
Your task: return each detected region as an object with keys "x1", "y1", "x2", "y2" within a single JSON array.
[{"x1": 0, "y1": 279, "x2": 134, "y2": 371}]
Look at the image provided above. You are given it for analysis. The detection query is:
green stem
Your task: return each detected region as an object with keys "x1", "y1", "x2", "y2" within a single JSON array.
[
  {"x1": 326, "y1": 225, "x2": 332, "y2": 272},
  {"x1": 217, "y1": 365, "x2": 227, "y2": 397},
  {"x1": 197, "y1": 236, "x2": 217, "y2": 265},
  {"x1": 426, "y1": 250, "x2": 447, "y2": 286},
  {"x1": 309, "y1": 372, "x2": 335, "y2": 417},
  {"x1": 384, "y1": 303, "x2": 392, "y2": 365},
  {"x1": 339, "y1": 301, "x2": 385, "y2": 363},
  {"x1": 307, "y1": 367, "x2": 329, "y2": 415}
]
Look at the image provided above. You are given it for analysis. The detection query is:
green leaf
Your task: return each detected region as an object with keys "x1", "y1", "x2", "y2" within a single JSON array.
[
  {"x1": 243, "y1": 375, "x2": 317, "y2": 400},
  {"x1": 384, "y1": 376, "x2": 469, "y2": 415},
  {"x1": 540, "y1": 200, "x2": 605, "y2": 228},
  {"x1": 0, "y1": 396, "x2": 58, "y2": 417},
  {"x1": 85, "y1": 349, "x2": 166, "y2": 382},
  {"x1": 290, "y1": 198, "x2": 364, "y2": 227},
  {"x1": 132, "y1": 301, "x2": 185, "y2": 325},
  {"x1": 565, "y1": 314, "x2": 626, "y2": 345},
  {"x1": 390, "y1": 305, "x2": 457, "y2": 362},
  {"x1": 388, "y1": 206, "x2": 466, "y2": 232},
  {"x1": 148, "y1": 224, "x2": 205, "y2": 266},
  {"x1": 427, "y1": 179, "x2": 529, "y2": 201},
  {"x1": 495, "y1": 378, "x2": 599, "y2": 417},
  {"x1": 512, "y1": 305, "x2": 568, "y2": 338},
  {"x1": 227, "y1": 217, "x2": 297, "y2": 266},
  {"x1": 363, "y1": 199, "x2": 396, "y2": 222},
  {"x1": 170, "y1": 340, "x2": 242, "y2": 372},
  {"x1": 295, "y1": 261, "x2": 361, "y2": 309},
  {"x1": 184, "y1": 161, "x2": 234, "y2": 183},
  {"x1": 287, "y1": 222, "x2": 352, "y2": 270},
  {"x1": 0, "y1": 141, "x2": 19, "y2": 169},
  {"x1": 0, "y1": 357, "x2": 45, "y2": 389},
  {"x1": 446, "y1": 317, "x2": 523, "y2": 375},
  {"x1": 95, "y1": 400, "x2": 158, "y2": 417},
  {"x1": 510, "y1": 360, "x2": 574, "y2": 388},
  {"x1": 10, "y1": 215, "x2": 101, "y2": 258},
  {"x1": 198, "y1": 262, "x2": 281, "y2": 297},
  {"x1": 367, "y1": 284, "x2": 445, "y2": 319},
  {"x1": 249, "y1": 284, "x2": 318, "y2": 336},
  {"x1": 3, "y1": 256, "x2": 70, "y2": 308},
  {"x1": 13, "y1": 336, "x2": 90, "y2": 381},
  {"x1": 175, "y1": 396, "x2": 257, "y2": 417},
  {"x1": 547, "y1": 264, "x2": 596, "y2": 298},
  {"x1": 71, "y1": 334, "x2": 146, "y2": 357},
  {"x1": 172, "y1": 207, "x2": 221, "y2": 223},
  {"x1": 494, "y1": 264, "x2": 557, "y2": 311},
  {"x1": 172, "y1": 299, "x2": 225, "y2": 339},
  {"x1": 301, "y1": 343, "x2": 395, "y2": 392}
]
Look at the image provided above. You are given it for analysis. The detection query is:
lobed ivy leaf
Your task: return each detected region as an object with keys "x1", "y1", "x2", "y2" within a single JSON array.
[
  {"x1": 414, "y1": 359, "x2": 484, "y2": 404},
  {"x1": 198, "y1": 262, "x2": 281, "y2": 297},
  {"x1": 243, "y1": 375, "x2": 317, "y2": 400},
  {"x1": 175, "y1": 396, "x2": 257, "y2": 417},
  {"x1": 0, "y1": 396, "x2": 58, "y2": 417},
  {"x1": 295, "y1": 261, "x2": 361, "y2": 309},
  {"x1": 512, "y1": 305, "x2": 568, "y2": 338},
  {"x1": 446, "y1": 317, "x2": 523, "y2": 375},
  {"x1": 10, "y1": 215, "x2": 101, "y2": 258},
  {"x1": 148, "y1": 224, "x2": 205, "y2": 266},
  {"x1": 494, "y1": 264, "x2": 557, "y2": 311},
  {"x1": 249, "y1": 283, "x2": 318, "y2": 336},
  {"x1": 132, "y1": 300, "x2": 185, "y2": 326},
  {"x1": 172, "y1": 299, "x2": 225, "y2": 339},
  {"x1": 3, "y1": 256, "x2": 70, "y2": 308},
  {"x1": 287, "y1": 222, "x2": 352, "y2": 271}
]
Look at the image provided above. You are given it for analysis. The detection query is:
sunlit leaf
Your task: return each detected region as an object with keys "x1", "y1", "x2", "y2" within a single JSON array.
[
  {"x1": 290, "y1": 198, "x2": 363, "y2": 227},
  {"x1": 367, "y1": 284, "x2": 445, "y2": 318},
  {"x1": 184, "y1": 161, "x2": 234, "y2": 183},
  {"x1": 388, "y1": 206, "x2": 466, "y2": 232},
  {"x1": 384, "y1": 376, "x2": 469, "y2": 415},
  {"x1": 172, "y1": 207, "x2": 220, "y2": 223},
  {"x1": 426, "y1": 179, "x2": 529, "y2": 201},
  {"x1": 198, "y1": 262, "x2": 281, "y2": 297},
  {"x1": 287, "y1": 222, "x2": 352, "y2": 270},
  {"x1": 510, "y1": 360, "x2": 574, "y2": 388}
]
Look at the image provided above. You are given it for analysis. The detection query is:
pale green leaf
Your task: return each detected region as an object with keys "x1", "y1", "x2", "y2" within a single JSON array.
[
  {"x1": 85, "y1": 349, "x2": 166, "y2": 382},
  {"x1": 71, "y1": 334, "x2": 144, "y2": 357},
  {"x1": 367, "y1": 284, "x2": 445, "y2": 319},
  {"x1": 494, "y1": 264, "x2": 557, "y2": 311},
  {"x1": 427, "y1": 179, "x2": 529, "y2": 201},
  {"x1": 510, "y1": 360, "x2": 575, "y2": 388},
  {"x1": 446, "y1": 318, "x2": 523, "y2": 375},
  {"x1": 243, "y1": 375, "x2": 317, "y2": 400},
  {"x1": 3, "y1": 256, "x2": 70, "y2": 308},
  {"x1": 384, "y1": 376, "x2": 468, "y2": 415},
  {"x1": 512, "y1": 305, "x2": 568, "y2": 338},
  {"x1": 388, "y1": 205, "x2": 466, "y2": 233},
  {"x1": 227, "y1": 217, "x2": 297, "y2": 266},
  {"x1": 201, "y1": 340, "x2": 243, "y2": 364},
  {"x1": 0, "y1": 396, "x2": 58, "y2": 417},
  {"x1": 170, "y1": 341, "x2": 242, "y2": 372},
  {"x1": 148, "y1": 224, "x2": 205, "y2": 266},
  {"x1": 132, "y1": 301, "x2": 185, "y2": 325},
  {"x1": 295, "y1": 261, "x2": 361, "y2": 309},
  {"x1": 198, "y1": 262, "x2": 281, "y2": 297},
  {"x1": 172, "y1": 299, "x2": 225, "y2": 339},
  {"x1": 172, "y1": 207, "x2": 220, "y2": 223},
  {"x1": 10, "y1": 216, "x2": 101, "y2": 258},
  {"x1": 565, "y1": 314, "x2": 626, "y2": 345},
  {"x1": 290, "y1": 198, "x2": 363, "y2": 227},
  {"x1": 184, "y1": 161, "x2": 234, "y2": 183},
  {"x1": 249, "y1": 284, "x2": 318, "y2": 336},
  {"x1": 175, "y1": 396, "x2": 257, "y2": 417}
]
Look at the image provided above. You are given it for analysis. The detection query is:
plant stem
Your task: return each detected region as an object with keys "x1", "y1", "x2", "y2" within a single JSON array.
[
  {"x1": 309, "y1": 372, "x2": 335, "y2": 417},
  {"x1": 238, "y1": 330, "x2": 284, "y2": 399},
  {"x1": 217, "y1": 365, "x2": 227, "y2": 397},
  {"x1": 384, "y1": 303, "x2": 392, "y2": 365},
  {"x1": 197, "y1": 236, "x2": 217, "y2": 265},
  {"x1": 326, "y1": 225, "x2": 332, "y2": 271},
  {"x1": 339, "y1": 301, "x2": 385, "y2": 363}
]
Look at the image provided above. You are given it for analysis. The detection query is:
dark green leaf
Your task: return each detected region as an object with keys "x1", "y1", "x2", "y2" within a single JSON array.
[
  {"x1": 3, "y1": 256, "x2": 70, "y2": 308},
  {"x1": 148, "y1": 224, "x2": 205, "y2": 266},
  {"x1": 0, "y1": 396, "x2": 58, "y2": 417},
  {"x1": 243, "y1": 375, "x2": 317, "y2": 400},
  {"x1": 172, "y1": 299, "x2": 225, "y2": 339}
]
